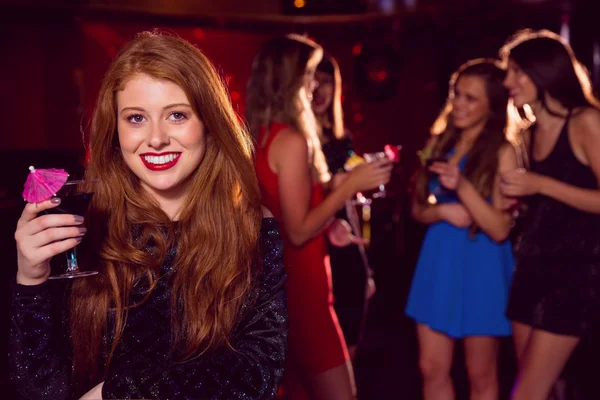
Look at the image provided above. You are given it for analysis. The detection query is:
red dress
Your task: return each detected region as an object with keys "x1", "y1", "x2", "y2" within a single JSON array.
[{"x1": 255, "y1": 123, "x2": 349, "y2": 382}]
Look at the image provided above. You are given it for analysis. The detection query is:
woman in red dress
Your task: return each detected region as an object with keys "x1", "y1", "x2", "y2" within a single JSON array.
[{"x1": 247, "y1": 34, "x2": 392, "y2": 400}]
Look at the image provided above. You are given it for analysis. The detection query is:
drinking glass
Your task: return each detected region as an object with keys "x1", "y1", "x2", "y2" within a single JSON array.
[
  {"x1": 44, "y1": 179, "x2": 98, "y2": 279},
  {"x1": 426, "y1": 155, "x2": 450, "y2": 205},
  {"x1": 343, "y1": 156, "x2": 372, "y2": 206},
  {"x1": 363, "y1": 144, "x2": 402, "y2": 198}
]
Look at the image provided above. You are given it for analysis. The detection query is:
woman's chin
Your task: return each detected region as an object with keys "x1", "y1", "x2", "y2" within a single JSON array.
[
  {"x1": 511, "y1": 96, "x2": 531, "y2": 109},
  {"x1": 452, "y1": 119, "x2": 468, "y2": 129}
]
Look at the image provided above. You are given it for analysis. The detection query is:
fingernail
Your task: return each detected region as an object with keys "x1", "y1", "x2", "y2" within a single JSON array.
[
  {"x1": 51, "y1": 197, "x2": 61, "y2": 204},
  {"x1": 74, "y1": 216, "x2": 84, "y2": 222},
  {"x1": 76, "y1": 237, "x2": 83, "y2": 243},
  {"x1": 78, "y1": 227, "x2": 87, "y2": 235}
]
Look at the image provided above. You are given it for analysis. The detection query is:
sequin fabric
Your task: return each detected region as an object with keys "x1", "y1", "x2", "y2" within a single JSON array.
[
  {"x1": 9, "y1": 217, "x2": 288, "y2": 399},
  {"x1": 321, "y1": 133, "x2": 354, "y2": 175},
  {"x1": 506, "y1": 119, "x2": 600, "y2": 336}
]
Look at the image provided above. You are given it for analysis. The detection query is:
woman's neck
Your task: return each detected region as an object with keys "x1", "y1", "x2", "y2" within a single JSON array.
[
  {"x1": 155, "y1": 199, "x2": 182, "y2": 221},
  {"x1": 143, "y1": 187, "x2": 185, "y2": 221},
  {"x1": 531, "y1": 95, "x2": 569, "y2": 130},
  {"x1": 457, "y1": 122, "x2": 484, "y2": 150}
]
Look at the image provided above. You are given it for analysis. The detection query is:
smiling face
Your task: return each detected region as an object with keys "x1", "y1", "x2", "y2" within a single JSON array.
[
  {"x1": 312, "y1": 70, "x2": 334, "y2": 115},
  {"x1": 503, "y1": 59, "x2": 538, "y2": 108},
  {"x1": 450, "y1": 74, "x2": 491, "y2": 132},
  {"x1": 301, "y1": 64, "x2": 318, "y2": 103},
  {"x1": 117, "y1": 73, "x2": 207, "y2": 209}
]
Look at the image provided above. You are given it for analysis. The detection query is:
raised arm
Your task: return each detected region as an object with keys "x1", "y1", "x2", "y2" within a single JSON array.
[
  {"x1": 411, "y1": 135, "x2": 473, "y2": 229},
  {"x1": 272, "y1": 128, "x2": 391, "y2": 246},
  {"x1": 101, "y1": 218, "x2": 288, "y2": 400},
  {"x1": 501, "y1": 108, "x2": 600, "y2": 213}
]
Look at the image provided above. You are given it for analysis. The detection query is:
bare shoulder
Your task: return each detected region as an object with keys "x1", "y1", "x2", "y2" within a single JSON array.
[
  {"x1": 271, "y1": 127, "x2": 308, "y2": 153},
  {"x1": 261, "y1": 206, "x2": 274, "y2": 218},
  {"x1": 497, "y1": 141, "x2": 519, "y2": 170},
  {"x1": 270, "y1": 127, "x2": 310, "y2": 174},
  {"x1": 572, "y1": 107, "x2": 600, "y2": 136},
  {"x1": 268, "y1": 127, "x2": 309, "y2": 174}
]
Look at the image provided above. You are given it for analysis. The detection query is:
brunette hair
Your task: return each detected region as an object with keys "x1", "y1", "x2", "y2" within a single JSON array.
[
  {"x1": 500, "y1": 29, "x2": 600, "y2": 116},
  {"x1": 415, "y1": 59, "x2": 510, "y2": 211},
  {"x1": 315, "y1": 54, "x2": 345, "y2": 140}
]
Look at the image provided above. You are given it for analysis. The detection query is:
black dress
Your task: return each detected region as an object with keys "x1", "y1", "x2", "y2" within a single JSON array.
[
  {"x1": 9, "y1": 218, "x2": 287, "y2": 400},
  {"x1": 506, "y1": 115, "x2": 600, "y2": 336},
  {"x1": 322, "y1": 133, "x2": 369, "y2": 347}
]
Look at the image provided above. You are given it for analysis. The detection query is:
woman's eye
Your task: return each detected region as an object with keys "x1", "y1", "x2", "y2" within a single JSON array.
[
  {"x1": 127, "y1": 114, "x2": 145, "y2": 124},
  {"x1": 169, "y1": 112, "x2": 187, "y2": 121}
]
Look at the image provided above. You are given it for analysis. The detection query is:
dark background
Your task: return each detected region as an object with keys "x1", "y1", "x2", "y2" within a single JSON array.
[{"x1": 2, "y1": 0, "x2": 600, "y2": 398}]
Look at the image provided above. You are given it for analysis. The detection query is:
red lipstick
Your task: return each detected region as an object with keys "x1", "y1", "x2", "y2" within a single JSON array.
[{"x1": 140, "y1": 152, "x2": 181, "y2": 171}]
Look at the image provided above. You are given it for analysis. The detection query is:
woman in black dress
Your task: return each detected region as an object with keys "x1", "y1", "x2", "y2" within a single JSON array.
[
  {"x1": 9, "y1": 32, "x2": 286, "y2": 400},
  {"x1": 500, "y1": 29, "x2": 600, "y2": 400},
  {"x1": 312, "y1": 54, "x2": 373, "y2": 360}
]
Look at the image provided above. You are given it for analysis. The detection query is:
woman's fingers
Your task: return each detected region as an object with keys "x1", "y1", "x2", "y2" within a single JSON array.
[
  {"x1": 18, "y1": 213, "x2": 84, "y2": 237},
  {"x1": 36, "y1": 237, "x2": 83, "y2": 261},
  {"x1": 18, "y1": 198, "x2": 62, "y2": 225},
  {"x1": 28, "y1": 226, "x2": 87, "y2": 249},
  {"x1": 17, "y1": 236, "x2": 83, "y2": 273}
]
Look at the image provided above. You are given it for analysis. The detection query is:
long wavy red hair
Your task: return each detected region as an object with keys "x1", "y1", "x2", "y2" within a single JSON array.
[{"x1": 69, "y1": 31, "x2": 262, "y2": 389}]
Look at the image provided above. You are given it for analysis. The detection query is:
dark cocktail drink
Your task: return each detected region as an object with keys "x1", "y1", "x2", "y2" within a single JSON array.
[{"x1": 44, "y1": 180, "x2": 98, "y2": 279}]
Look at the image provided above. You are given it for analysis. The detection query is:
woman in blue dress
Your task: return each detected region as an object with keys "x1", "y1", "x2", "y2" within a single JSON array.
[{"x1": 406, "y1": 58, "x2": 519, "y2": 400}]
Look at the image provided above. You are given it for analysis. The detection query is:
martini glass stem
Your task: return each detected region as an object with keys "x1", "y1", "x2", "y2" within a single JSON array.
[{"x1": 65, "y1": 247, "x2": 78, "y2": 273}]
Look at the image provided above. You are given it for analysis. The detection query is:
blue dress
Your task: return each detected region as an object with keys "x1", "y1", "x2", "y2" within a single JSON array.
[{"x1": 405, "y1": 155, "x2": 515, "y2": 338}]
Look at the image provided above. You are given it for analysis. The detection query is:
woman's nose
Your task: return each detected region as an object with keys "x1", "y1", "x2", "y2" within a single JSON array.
[
  {"x1": 453, "y1": 97, "x2": 465, "y2": 108},
  {"x1": 147, "y1": 122, "x2": 170, "y2": 148}
]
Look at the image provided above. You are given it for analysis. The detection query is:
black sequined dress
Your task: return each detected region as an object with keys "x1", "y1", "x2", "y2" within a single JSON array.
[
  {"x1": 9, "y1": 218, "x2": 287, "y2": 400},
  {"x1": 506, "y1": 117, "x2": 600, "y2": 336}
]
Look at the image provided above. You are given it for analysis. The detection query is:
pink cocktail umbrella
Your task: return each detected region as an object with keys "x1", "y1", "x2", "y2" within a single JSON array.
[{"x1": 22, "y1": 166, "x2": 69, "y2": 203}]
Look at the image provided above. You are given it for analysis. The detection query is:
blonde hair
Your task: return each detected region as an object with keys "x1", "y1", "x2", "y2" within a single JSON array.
[{"x1": 246, "y1": 34, "x2": 330, "y2": 183}]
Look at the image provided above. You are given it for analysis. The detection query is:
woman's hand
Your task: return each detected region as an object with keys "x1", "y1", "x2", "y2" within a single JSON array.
[
  {"x1": 428, "y1": 162, "x2": 462, "y2": 190},
  {"x1": 438, "y1": 203, "x2": 472, "y2": 228},
  {"x1": 500, "y1": 168, "x2": 544, "y2": 197},
  {"x1": 326, "y1": 218, "x2": 366, "y2": 247},
  {"x1": 80, "y1": 381, "x2": 103, "y2": 400},
  {"x1": 346, "y1": 159, "x2": 393, "y2": 194},
  {"x1": 332, "y1": 172, "x2": 349, "y2": 189},
  {"x1": 366, "y1": 275, "x2": 376, "y2": 300},
  {"x1": 15, "y1": 198, "x2": 86, "y2": 285}
]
